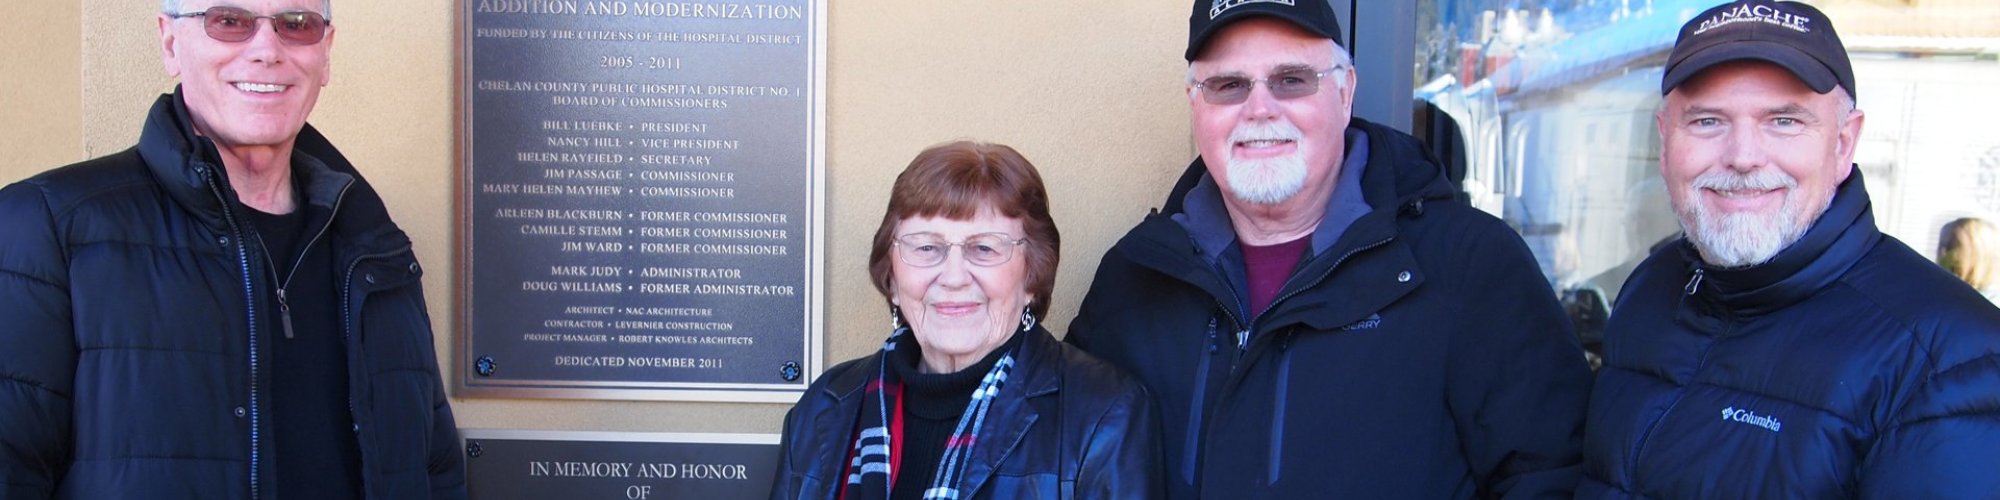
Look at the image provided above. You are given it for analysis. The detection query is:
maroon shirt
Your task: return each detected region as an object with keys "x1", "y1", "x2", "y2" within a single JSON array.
[{"x1": 1240, "y1": 234, "x2": 1312, "y2": 318}]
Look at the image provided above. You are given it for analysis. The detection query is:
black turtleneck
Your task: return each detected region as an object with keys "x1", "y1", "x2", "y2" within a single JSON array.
[{"x1": 887, "y1": 331, "x2": 1025, "y2": 500}]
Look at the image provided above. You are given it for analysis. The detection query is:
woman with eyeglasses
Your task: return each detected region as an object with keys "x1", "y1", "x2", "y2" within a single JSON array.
[{"x1": 770, "y1": 141, "x2": 1161, "y2": 499}]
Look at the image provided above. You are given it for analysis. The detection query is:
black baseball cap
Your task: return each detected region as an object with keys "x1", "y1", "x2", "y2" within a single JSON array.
[
  {"x1": 1186, "y1": 0, "x2": 1344, "y2": 61},
  {"x1": 1661, "y1": 0, "x2": 1855, "y2": 98}
]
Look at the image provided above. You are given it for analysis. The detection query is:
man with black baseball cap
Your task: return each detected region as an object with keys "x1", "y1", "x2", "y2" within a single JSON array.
[
  {"x1": 1068, "y1": 1, "x2": 1594, "y2": 497},
  {"x1": 1580, "y1": 1, "x2": 2000, "y2": 497}
]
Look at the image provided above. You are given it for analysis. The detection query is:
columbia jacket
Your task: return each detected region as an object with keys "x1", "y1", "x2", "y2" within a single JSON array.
[
  {"x1": 1580, "y1": 169, "x2": 2000, "y2": 498},
  {"x1": 771, "y1": 326, "x2": 1162, "y2": 499},
  {"x1": 1068, "y1": 118, "x2": 1593, "y2": 498},
  {"x1": 0, "y1": 91, "x2": 466, "y2": 499}
]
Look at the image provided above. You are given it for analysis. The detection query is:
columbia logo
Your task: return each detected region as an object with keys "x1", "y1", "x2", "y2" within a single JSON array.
[
  {"x1": 1339, "y1": 313, "x2": 1382, "y2": 331},
  {"x1": 1721, "y1": 407, "x2": 1782, "y2": 432}
]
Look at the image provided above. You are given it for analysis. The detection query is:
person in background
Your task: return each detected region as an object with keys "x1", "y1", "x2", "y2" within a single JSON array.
[
  {"x1": 1938, "y1": 217, "x2": 1999, "y2": 304},
  {"x1": 1065, "y1": 0, "x2": 1594, "y2": 497},
  {"x1": 771, "y1": 141, "x2": 1159, "y2": 499},
  {"x1": 0, "y1": 1, "x2": 464, "y2": 498},
  {"x1": 1580, "y1": 1, "x2": 2000, "y2": 497}
]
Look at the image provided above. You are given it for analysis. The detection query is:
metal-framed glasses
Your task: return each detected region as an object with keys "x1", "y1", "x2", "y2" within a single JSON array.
[
  {"x1": 168, "y1": 6, "x2": 331, "y2": 46},
  {"x1": 893, "y1": 232, "x2": 1029, "y2": 268},
  {"x1": 1191, "y1": 65, "x2": 1347, "y2": 105}
]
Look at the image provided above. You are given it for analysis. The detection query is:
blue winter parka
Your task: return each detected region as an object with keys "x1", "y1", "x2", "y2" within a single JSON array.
[
  {"x1": 1580, "y1": 169, "x2": 2000, "y2": 498},
  {"x1": 1068, "y1": 118, "x2": 1595, "y2": 499}
]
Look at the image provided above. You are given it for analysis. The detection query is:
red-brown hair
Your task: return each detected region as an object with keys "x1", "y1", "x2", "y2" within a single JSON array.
[{"x1": 868, "y1": 141, "x2": 1060, "y2": 318}]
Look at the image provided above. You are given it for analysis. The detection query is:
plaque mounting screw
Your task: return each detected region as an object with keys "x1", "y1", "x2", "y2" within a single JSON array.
[
  {"x1": 466, "y1": 441, "x2": 483, "y2": 458},
  {"x1": 475, "y1": 356, "x2": 497, "y2": 377},
  {"x1": 780, "y1": 361, "x2": 802, "y2": 381}
]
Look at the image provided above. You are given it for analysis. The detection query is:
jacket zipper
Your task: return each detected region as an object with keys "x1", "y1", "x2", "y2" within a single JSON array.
[
  {"x1": 213, "y1": 164, "x2": 355, "y2": 497},
  {"x1": 1267, "y1": 332, "x2": 1294, "y2": 485},
  {"x1": 258, "y1": 182, "x2": 351, "y2": 339},
  {"x1": 1207, "y1": 197, "x2": 1418, "y2": 363},
  {"x1": 1232, "y1": 234, "x2": 1393, "y2": 364},
  {"x1": 1257, "y1": 235, "x2": 1394, "y2": 325},
  {"x1": 1235, "y1": 329, "x2": 1250, "y2": 359},
  {"x1": 1190, "y1": 232, "x2": 1395, "y2": 490},
  {"x1": 1243, "y1": 236, "x2": 1389, "y2": 486},
  {"x1": 1627, "y1": 267, "x2": 1719, "y2": 484},
  {"x1": 1181, "y1": 317, "x2": 1220, "y2": 484},
  {"x1": 202, "y1": 172, "x2": 262, "y2": 500}
]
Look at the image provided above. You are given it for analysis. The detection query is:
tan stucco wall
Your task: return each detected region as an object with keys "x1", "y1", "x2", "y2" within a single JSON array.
[
  {"x1": 3, "y1": 2, "x2": 1190, "y2": 435},
  {"x1": 0, "y1": 3, "x2": 83, "y2": 178}
]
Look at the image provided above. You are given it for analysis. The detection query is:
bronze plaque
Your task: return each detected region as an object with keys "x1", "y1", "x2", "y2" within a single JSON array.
[{"x1": 457, "y1": 0, "x2": 827, "y2": 401}]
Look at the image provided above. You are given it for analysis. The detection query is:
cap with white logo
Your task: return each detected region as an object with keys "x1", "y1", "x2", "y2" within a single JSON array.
[
  {"x1": 1661, "y1": 0, "x2": 1855, "y2": 99},
  {"x1": 1185, "y1": 0, "x2": 1343, "y2": 61}
]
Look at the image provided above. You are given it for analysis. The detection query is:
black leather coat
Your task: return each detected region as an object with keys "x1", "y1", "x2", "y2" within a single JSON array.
[{"x1": 771, "y1": 326, "x2": 1162, "y2": 499}]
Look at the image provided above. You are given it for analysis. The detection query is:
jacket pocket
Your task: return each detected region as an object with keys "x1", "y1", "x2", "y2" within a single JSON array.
[{"x1": 1267, "y1": 333, "x2": 1293, "y2": 485}]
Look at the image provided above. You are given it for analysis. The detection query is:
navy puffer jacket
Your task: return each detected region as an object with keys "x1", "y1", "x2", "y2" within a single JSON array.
[
  {"x1": 0, "y1": 91, "x2": 465, "y2": 499},
  {"x1": 1580, "y1": 169, "x2": 2000, "y2": 498}
]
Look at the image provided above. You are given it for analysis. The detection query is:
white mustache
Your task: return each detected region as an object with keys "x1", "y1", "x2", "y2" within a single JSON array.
[
  {"x1": 1228, "y1": 120, "x2": 1304, "y2": 145},
  {"x1": 1693, "y1": 168, "x2": 1797, "y2": 192}
]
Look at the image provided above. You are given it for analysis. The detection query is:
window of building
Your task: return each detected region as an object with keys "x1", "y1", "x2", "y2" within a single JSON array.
[{"x1": 1414, "y1": 0, "x2": 2000, "y2": 357}]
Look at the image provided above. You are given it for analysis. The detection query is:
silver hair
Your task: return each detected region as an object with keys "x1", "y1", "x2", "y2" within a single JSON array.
[
  {"x1": 164, "y1": 0, "x2": 333, "y2": 18},
  {"x1": 1188, "y1": 39, "x2": 1354, "y2": 93}
]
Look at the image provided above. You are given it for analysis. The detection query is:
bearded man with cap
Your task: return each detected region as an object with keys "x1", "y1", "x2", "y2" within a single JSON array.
[
  {"x1": 1579, "y1": 1, "x2": 2000, "y2": 497},
  {"x1": 1065, "y1": 1, "x2": 1594, "y2": 497}
]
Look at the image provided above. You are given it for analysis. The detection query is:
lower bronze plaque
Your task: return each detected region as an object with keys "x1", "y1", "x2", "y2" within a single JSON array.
[{"x1": 462, "y1": 429, "x2": 779, "y2": 499}]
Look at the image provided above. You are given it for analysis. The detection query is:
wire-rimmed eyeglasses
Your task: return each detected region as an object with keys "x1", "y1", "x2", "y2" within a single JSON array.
[
  {"x1": 893, "y1": 232, "x2": 1029, "y2": 267},
  {"x1": 1191, "y1": 65, "x2": 1348, "y2": 105}
]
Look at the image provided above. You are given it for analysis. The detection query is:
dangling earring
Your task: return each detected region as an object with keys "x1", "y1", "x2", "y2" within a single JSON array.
[
  {"x1": 1020, "y1": 306, "x2": 1037, "y2": 332},
  {"x1": 889, "y1": 304, "x2": 905, "y2": 330}
]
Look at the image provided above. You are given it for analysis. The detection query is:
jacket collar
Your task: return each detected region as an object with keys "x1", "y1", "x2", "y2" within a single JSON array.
[
  {"x1": 137, "y1": 88, "x2": 233, "y2": 232},
  {"x1": 1174, "y1": 127, "x2": 1373, "y2": 261},
  {"x1": 1682, "y1": 166, "x2": 1881, "y2": 319},
  {"x1": 134, "y1": 88, "x2": 409, "y2": 256},
  {"x1": 1114, "y1": 118, "x2": 1451, "y2": 326},
  {"x1": 809, "y1": 327, "x2": 1065, "y2": 496},
  {"x1": 957, "y1": 328, "x2": 1060, "y2": 494},
  {"x1": 820, "y1": 325, "x2": 1062, "y2": 399},
  {"x1": 1144, "y1": 117, "x2": 1457, "y2": 258}
]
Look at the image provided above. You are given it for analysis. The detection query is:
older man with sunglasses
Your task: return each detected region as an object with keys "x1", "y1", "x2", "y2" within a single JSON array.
[
  {"x1": 1066, "y1": 1, "x2": 1594, "y2": 498},
  {"x1": 0, "y1": 1, "x2": 465, "y2": 498}
]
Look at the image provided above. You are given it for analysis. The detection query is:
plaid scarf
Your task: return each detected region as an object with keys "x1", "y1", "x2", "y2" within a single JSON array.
[{"x1": 841, "y1": 312, "x2": 1028, "y2": 500}]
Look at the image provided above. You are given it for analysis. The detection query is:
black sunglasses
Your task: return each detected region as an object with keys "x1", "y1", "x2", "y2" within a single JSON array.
[{"x1": 169, "y1": 6, "x2": 330, "y2": 46}]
